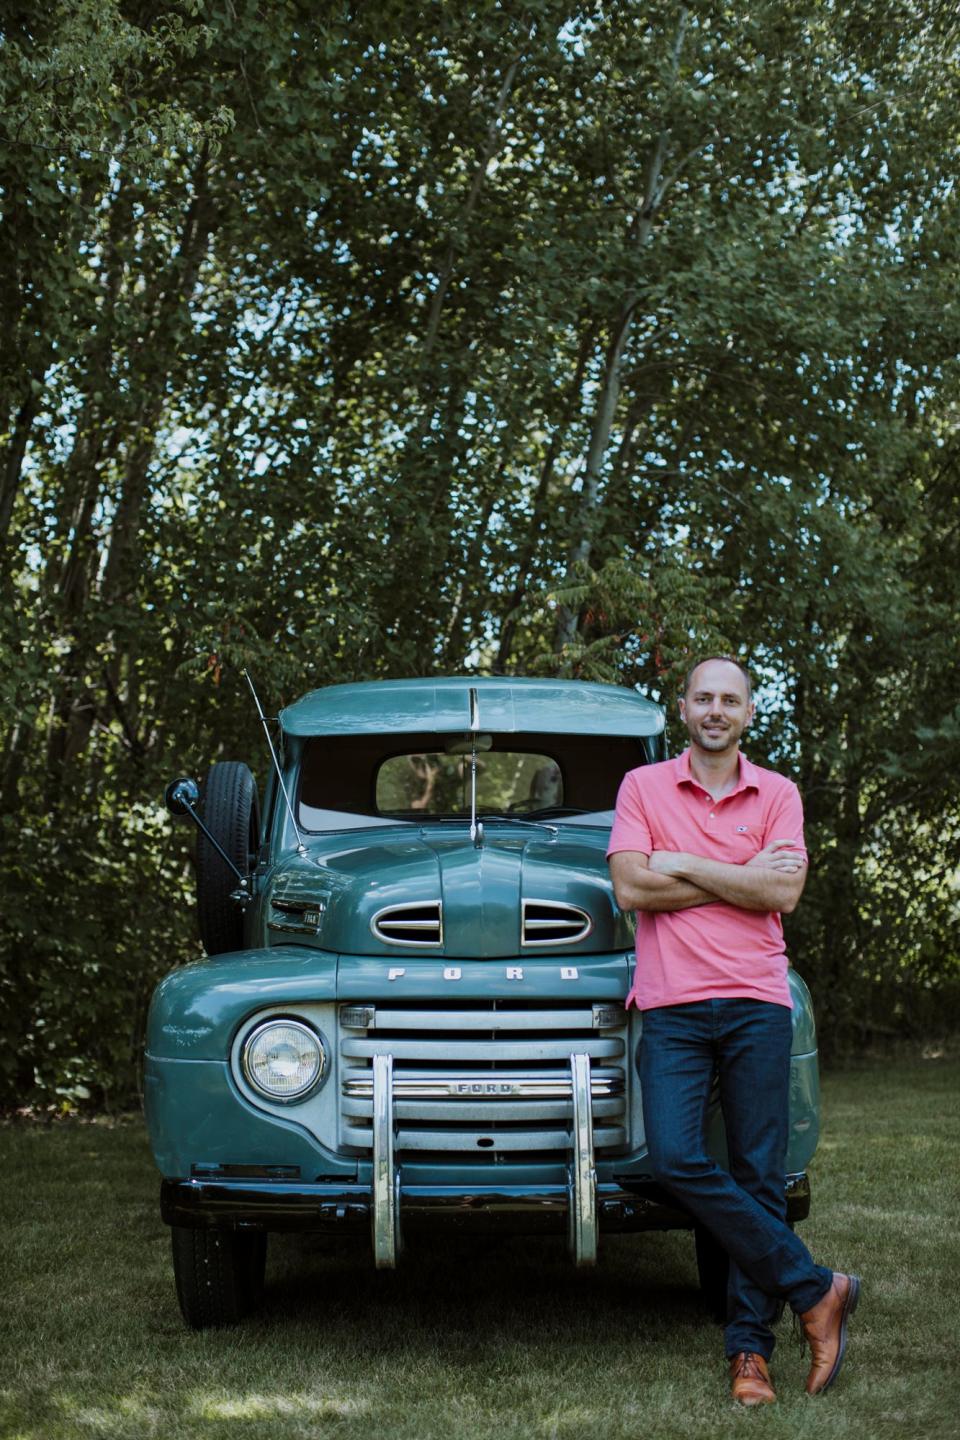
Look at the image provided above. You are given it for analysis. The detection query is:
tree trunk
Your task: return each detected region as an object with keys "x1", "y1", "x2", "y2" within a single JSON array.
[
  {"x1": 45, "y1": 156, "x2": 217, "y2": 787},
  {"x1": 0, "y1": 379, "x2": 45, "y2": 542},
  {"x1": 494, "y1": 321, "x2": 597, "y2": 672},
  {"x1": 553, "y1": 11, "x2": 689, "y2": 651}
]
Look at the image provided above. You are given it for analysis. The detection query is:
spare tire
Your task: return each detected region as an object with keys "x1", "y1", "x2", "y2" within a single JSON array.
[{"x1": 196, "y1": 761, "x2": 260, "y2": 955}]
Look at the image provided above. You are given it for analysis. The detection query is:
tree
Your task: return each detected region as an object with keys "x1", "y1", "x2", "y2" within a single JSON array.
[{"x1": 2, "y1": 0, "x2": 958, "y2": 1104}]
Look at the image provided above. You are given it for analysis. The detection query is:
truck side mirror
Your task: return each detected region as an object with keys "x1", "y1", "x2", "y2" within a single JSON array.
[{"x1": 165, "y1": 777, "x2": 201, "y2": 817}]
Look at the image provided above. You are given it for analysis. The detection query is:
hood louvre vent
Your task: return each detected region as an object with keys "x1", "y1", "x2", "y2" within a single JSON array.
[
  {"x1": 372, "y1": 901, "x2": 443, "y2": 948},
  {"x1": 522, "y1": 899, "x2": 592, "y2": 947}
]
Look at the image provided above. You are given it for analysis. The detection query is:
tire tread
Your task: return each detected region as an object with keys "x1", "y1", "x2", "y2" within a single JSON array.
[
  {"x1": 171, "y1": 1226, "x2": 266, "y2": 1329},
  {"x1": 196, "y1": 761, "x2": 259, "y2": 955}
]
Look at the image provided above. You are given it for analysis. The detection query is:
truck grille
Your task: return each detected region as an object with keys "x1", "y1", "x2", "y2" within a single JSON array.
[{"x1": 338, "y1": 1001, "x2": 629, "y2": 1158}]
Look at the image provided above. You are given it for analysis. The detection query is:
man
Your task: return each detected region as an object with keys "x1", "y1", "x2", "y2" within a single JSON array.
[{"x1": 607, "y1": 656, "x2": 859, "y2": 1405}]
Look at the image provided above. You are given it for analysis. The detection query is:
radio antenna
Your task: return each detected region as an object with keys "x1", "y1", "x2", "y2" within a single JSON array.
[
  {"x1": 469, "y1": 686, "x2": 483, "y2": 848},
  {"x1": 243, "y1": 668, "x2": 307, "y2": 856}
]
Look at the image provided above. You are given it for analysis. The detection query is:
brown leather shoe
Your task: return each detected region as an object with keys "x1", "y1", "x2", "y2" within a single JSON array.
[
  {"x1": 799, "y1": 1272, "x2": 861, "y2": 1395},
  {"x1": 729, "y1": 1351, "x2": 776, "y2": 1406}
]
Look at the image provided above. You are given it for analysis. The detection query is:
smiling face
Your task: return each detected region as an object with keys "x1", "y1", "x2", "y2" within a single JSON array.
[{"x1": 679, "y1": 659, "x2": 755, "y2": 755}]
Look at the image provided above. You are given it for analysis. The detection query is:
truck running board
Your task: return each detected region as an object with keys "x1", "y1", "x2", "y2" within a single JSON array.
[{"x1": 370, "y1": 1050, "x2": 599, "y2": 1269}]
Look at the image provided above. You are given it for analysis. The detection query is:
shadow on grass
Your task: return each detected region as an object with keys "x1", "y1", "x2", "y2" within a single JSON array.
[{"x1": 256, "y1": 1228, "x2": 710, "y2": 1350}]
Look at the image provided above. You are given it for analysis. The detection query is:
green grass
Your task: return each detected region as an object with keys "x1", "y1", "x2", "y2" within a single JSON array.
[{"x1": 3, "y1": 1057, "x2": 959, "y2": 1440}]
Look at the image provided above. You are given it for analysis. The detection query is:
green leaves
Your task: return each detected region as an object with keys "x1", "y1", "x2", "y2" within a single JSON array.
[{"x1": 2, "y1": 0, "x2": 960, "y2": 1103}]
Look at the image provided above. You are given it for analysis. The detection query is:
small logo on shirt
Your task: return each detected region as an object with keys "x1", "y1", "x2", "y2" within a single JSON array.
[{"x1": 735, "y1": 825, "x2": 749, "y2": 833}]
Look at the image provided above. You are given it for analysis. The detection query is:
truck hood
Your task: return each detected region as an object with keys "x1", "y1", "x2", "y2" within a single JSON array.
[{"x1": 263, "y1": 824, "x2": 632, "y2": 958}]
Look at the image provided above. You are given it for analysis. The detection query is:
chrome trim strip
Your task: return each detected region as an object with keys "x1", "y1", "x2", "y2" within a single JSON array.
[
  {"x1": 371, "y1": 1053, "x2": 399, "y2": 1268},
  {"x1": 267, "y1": 917, "x2": 321, "y2": 935},
  {"x1": 341, "y1": 1036, "x2": 624, "y2": 1061},
  {"x1": 349, "y1": 1007, "x2": 621, "y2": 1033},
  {"x1": 342, "y1": 1095, "x2": 625, "y2": 1123},
  {"x1": 344, "y1": 1123, "x2": 626, "y2": 1153},
  {"x1": 270, "y1": 897, "x2": 327, "y2": 914},
  {"x1": 343, "y1": 1073, "x2": 624, "y2": 1100},
  {"x1": 569, "y1": 1052, "x2": 598, "y2": 1266},
  {"x1": 376, "y1": 920, "x2": 438, "y2": 930}
]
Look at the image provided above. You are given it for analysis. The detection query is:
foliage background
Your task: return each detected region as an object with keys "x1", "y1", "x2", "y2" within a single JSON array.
[{"x1": 2, "y1": 0, "x2": 959, "y2": 1107}]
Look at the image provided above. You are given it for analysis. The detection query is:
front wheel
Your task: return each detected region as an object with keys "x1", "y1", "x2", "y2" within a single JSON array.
[{"x1": 171, "y1": 1226, "x2": 267, "y2": 1329}]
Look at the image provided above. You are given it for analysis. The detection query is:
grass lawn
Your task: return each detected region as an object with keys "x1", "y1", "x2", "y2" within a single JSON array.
[{"x1": 2, "y1": 1056, "x2": 958, "y2": 1440}]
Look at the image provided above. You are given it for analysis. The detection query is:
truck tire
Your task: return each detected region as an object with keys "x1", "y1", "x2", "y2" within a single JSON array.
[
  {"x1": 196, "y1": 761, "x2": 260, "y2": 955},
  {"x1": 171, "y1": 1226, "x2": 267, "y2": 1329}
]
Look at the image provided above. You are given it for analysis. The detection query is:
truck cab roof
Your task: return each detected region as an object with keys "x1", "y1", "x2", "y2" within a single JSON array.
[{"x1": 279, "y1": 675, "x2": 666, "y2": 739}]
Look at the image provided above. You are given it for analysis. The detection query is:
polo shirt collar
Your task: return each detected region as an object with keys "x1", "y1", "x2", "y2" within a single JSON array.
[{"x1": 675, "y1": 747, "x2": 759, "y2": 798}]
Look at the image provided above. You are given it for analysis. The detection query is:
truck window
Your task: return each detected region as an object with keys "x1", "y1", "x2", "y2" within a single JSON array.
[
  {"x1": 296, "y1": 732, "x2": 647, "y2": 831},
  {"x1": 376, "y1": 752, "x2": 560, "y2": 816}
]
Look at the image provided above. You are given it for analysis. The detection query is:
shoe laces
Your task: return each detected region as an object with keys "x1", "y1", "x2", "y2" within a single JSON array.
[{"x1": 732, "y1": 1352, "x2": 767, "y2": 1380}]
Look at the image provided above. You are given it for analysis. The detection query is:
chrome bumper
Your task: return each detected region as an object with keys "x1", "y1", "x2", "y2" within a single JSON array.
[
  {"x1": 160, "y1": 1172, "x2": 811, "y2": 1235},
  {"x1": 161, "y1": 1178, "x2": 687, "y2": 1232}
]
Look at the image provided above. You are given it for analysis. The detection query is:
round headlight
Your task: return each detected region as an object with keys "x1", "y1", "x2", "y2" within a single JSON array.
[{"x1": 242, "y1": 1019, "x2": 325, "y2": 1102}]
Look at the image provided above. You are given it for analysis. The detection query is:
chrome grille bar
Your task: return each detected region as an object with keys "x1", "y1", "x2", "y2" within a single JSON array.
[
  {"x1": 342, "y1": 1036, "x2": 623, "y2": 1062},
  {"x1": 343, "y1": 1125, "x2": 627, "y2": 1153},
  {"x1": 341, "y1": 1005, "x2": 625, "y2": 1033},
  {"x1": 342, "y1": 1071, "x2": 624, "y2": 1100}
]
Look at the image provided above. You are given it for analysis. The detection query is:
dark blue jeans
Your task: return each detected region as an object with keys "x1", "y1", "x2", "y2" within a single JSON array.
[{"x1": 639, "y1": 998, "x2": 832, "y2": 1359}]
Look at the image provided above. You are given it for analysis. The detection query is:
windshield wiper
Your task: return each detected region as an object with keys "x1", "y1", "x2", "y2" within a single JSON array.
[
  {"x1": 410, "y1": 814, "x2": 559, "y2": 837},
  {"x1": 477, "y1": 813, "x2": 559, "y2": 835},
  {"x1": 518, "y1": 806, "x2": 589, "y2": 819}
]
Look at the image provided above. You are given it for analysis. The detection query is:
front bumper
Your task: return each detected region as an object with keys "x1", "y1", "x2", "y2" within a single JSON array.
[{"x1": 161, "y1": 1169, "x2": 811, "y2": 1236}]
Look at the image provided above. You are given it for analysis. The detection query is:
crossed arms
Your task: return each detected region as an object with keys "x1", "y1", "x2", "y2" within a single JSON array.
[{"x1": 609, "y1": 839, "x2": 807, "y2": 916}]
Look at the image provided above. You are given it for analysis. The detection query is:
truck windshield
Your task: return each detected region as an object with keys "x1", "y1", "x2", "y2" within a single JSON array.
[
  {"x1": 296, "y1": 732, "x2": 648, "y2": 832},
  {"x1": 376, "y1": 751, "x2": 560, "y2": 816}
]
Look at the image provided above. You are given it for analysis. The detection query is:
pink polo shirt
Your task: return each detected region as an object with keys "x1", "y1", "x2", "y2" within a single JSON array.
[{"x1": 607, "y1": 749, "x2": 806, "y2": 1012}]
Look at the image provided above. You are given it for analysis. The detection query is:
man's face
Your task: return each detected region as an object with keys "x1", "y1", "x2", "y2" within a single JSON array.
[{"x1": 679, "y1": 660, "x2": 755, "y2": 754}]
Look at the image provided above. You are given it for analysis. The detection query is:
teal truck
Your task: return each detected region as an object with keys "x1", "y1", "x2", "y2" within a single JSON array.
[{"x1": 146, "y1": 676, "x2": 819, "y2": 1328}]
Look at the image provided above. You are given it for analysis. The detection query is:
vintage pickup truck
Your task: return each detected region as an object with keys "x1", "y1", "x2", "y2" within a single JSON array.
[{"x1": 146, "y1": 676, "x2": 819, "y2": 1328}]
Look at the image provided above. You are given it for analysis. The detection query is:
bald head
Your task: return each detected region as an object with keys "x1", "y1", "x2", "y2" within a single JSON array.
[
  {"x1": 680, "y1": 658, "x2": 755, "y2": 755},
  {"x1": 684, "y1": 656, "x2": 752, "y2": 702}
]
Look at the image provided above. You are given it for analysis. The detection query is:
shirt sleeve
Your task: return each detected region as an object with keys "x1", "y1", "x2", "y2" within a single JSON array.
[
  {"x1": 764, "y1": 779, "x2": 808, "y2": 863},
  {"x1": 606, "y1": 770, "x2": 654, "y2": 859}
]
